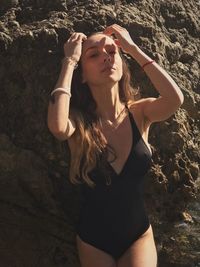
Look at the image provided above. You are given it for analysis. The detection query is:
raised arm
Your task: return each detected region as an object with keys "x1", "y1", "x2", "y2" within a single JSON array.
[
  {"x1": 126, "y1": 46, "x2": 184, "y2": 123},
  {"x1": 104, "y1": 24, "x2": 184, "y2": 123},
  {"x1": 47, "y1": 32, "x2": 87, "y2": 140}
]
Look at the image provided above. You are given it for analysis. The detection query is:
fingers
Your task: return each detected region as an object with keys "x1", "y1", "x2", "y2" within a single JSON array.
[
  {"x1": 77, "y1": 33, "x2": 87, "y2": 42},
  {"x1": 103, "y1": 24, "x2": 134, "y2": 53},
  {"x1": 68, "y1": 32, "x2": 87, "y2": 42},
  {"x1": 103, "y1": 24, "x2": 125, "y2": 48},
  {"x1": 104, "y1": 24, "x2": 129, "y2": 38},
  {"x1": 114, "y1": 39, "x2": 121, "y2": 47},
  {"x1": 103, "y1": 24, "x2": 125, "y2": 35},
  {"x1": 63, "y1": 32, "x2": 87, "y2": 60}
]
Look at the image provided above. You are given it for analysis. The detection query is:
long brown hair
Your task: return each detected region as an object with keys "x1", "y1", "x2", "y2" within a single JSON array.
[{"x1": 68, "y1": 33, "x2": 138, "y2": 188}]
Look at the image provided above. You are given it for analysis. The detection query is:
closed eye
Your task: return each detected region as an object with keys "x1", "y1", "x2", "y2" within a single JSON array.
[
  {"x1": 89, "y1": 50, "x2": 116, "y2": 58},
  {"x1": 90, "y1": 53, "x2": 99, "y2": 57}
]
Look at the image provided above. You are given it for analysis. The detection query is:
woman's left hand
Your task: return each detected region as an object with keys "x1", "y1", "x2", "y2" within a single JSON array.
[{"x1": 103, "y1": 24, "x2": 137, "y2": 54}]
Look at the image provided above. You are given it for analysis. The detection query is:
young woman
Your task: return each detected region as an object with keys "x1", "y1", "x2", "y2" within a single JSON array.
[{"x1": 47, "y1": 24, "x2": 184, "y2": 267}]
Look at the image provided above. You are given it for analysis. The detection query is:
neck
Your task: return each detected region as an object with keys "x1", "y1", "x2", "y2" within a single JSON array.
[{"x1": 88, "y1": 82, "x2": 125, "y2": 121}]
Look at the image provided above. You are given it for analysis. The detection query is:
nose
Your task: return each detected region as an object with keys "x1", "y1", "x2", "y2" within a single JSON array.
[{"x1": 103, "y1": 52, "x2": 111, "y2": 62}]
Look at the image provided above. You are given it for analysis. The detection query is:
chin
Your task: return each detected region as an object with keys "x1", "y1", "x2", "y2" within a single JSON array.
[{"x1": 89, "y1": 74, "x2": 122, "y2": 87}]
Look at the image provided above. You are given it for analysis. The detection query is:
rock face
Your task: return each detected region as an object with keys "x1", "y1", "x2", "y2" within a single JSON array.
[{"x1": 0, "y1": 0, "x2": 199, "y2": 266}]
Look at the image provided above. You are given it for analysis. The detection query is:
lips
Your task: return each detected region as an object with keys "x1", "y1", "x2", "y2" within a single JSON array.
[{"x1": 101, "y1": 65, "x2": 116, "y2": 72}]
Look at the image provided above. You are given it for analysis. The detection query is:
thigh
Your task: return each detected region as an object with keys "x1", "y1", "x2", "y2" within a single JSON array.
[
  {"x1": 76, "y1": 235, "x2": 117, "y2": 267},
  {"x1": 116, "y1": 225, "x2": 157, "y2": 267}
]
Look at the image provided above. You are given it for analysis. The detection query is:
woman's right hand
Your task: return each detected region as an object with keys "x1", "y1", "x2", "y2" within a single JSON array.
[{"x1": 64, "y1": 32, "x2": 87, "y2": 62}]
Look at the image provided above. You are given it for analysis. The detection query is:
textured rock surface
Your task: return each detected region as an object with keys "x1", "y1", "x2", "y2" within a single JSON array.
[{"x1": 0, "y1": 0, "x2": 199, "y2": 266}]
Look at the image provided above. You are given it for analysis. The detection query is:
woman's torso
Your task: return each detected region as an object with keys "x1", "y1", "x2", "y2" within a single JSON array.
[
  {"x1": 67, "y1": 101, "x2": 152, "y2": 175},
  {"x1": 73, "y1": 102, "x2": 153, "y2": 248}
]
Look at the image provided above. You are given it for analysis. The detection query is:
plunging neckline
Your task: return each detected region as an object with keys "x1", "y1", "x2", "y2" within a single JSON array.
[
  {"x1": 106, "y1": 109, "x2": 152, "y2": 177},
  {"x1": 106, "y1": 110, "x2": 134, "y2": 177}
]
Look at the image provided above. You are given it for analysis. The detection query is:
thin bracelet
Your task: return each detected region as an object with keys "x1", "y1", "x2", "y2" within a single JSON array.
[
  {"x1": 142, "y1": 60, "x2": 155, "y2": 69},
  {"x1": 62, "y1": 56, "x2": 78, "y2": 69},
  {"x1": 50, "y1": 87, "x2": 71, "y2": 104}
]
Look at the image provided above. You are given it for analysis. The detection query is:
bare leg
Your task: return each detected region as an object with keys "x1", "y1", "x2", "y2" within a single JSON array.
[
  {"x1": 117, "y1": 225, "x2": 157, "y2": 267},
  {"x1": 76, "y1": 235, "x2": 117, "y2": 267}
]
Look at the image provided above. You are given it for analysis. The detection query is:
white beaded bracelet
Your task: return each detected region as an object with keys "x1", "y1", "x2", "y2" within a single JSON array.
[{"x1": 50, "y1": 87, "x2": 71, "y2": 104}]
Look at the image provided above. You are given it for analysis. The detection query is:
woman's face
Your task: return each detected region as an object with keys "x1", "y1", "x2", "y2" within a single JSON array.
[{"x1": 80, "y1": 33, "x2": 123, "y2": 87}]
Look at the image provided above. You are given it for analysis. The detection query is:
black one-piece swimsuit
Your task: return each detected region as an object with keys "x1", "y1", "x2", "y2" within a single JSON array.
[{"x1": 75, "y1": 107, "x2": 152, "y2": 260}]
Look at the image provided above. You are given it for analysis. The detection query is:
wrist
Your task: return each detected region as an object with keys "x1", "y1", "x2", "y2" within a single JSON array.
[
  {"x1": 62, "y1": 56, "x2": 78, "y2": 69},
  {"x1": 127, "y1": 44, "x2": 154, "y2": 68},
  {"x1": 127, "y1": 44, "x2": 140, "y2": 56}
]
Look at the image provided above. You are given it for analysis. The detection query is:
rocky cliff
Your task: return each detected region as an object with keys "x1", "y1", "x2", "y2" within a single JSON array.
[{"x1": 0, "y1": 0, "x2": 199, "y2": 266}]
